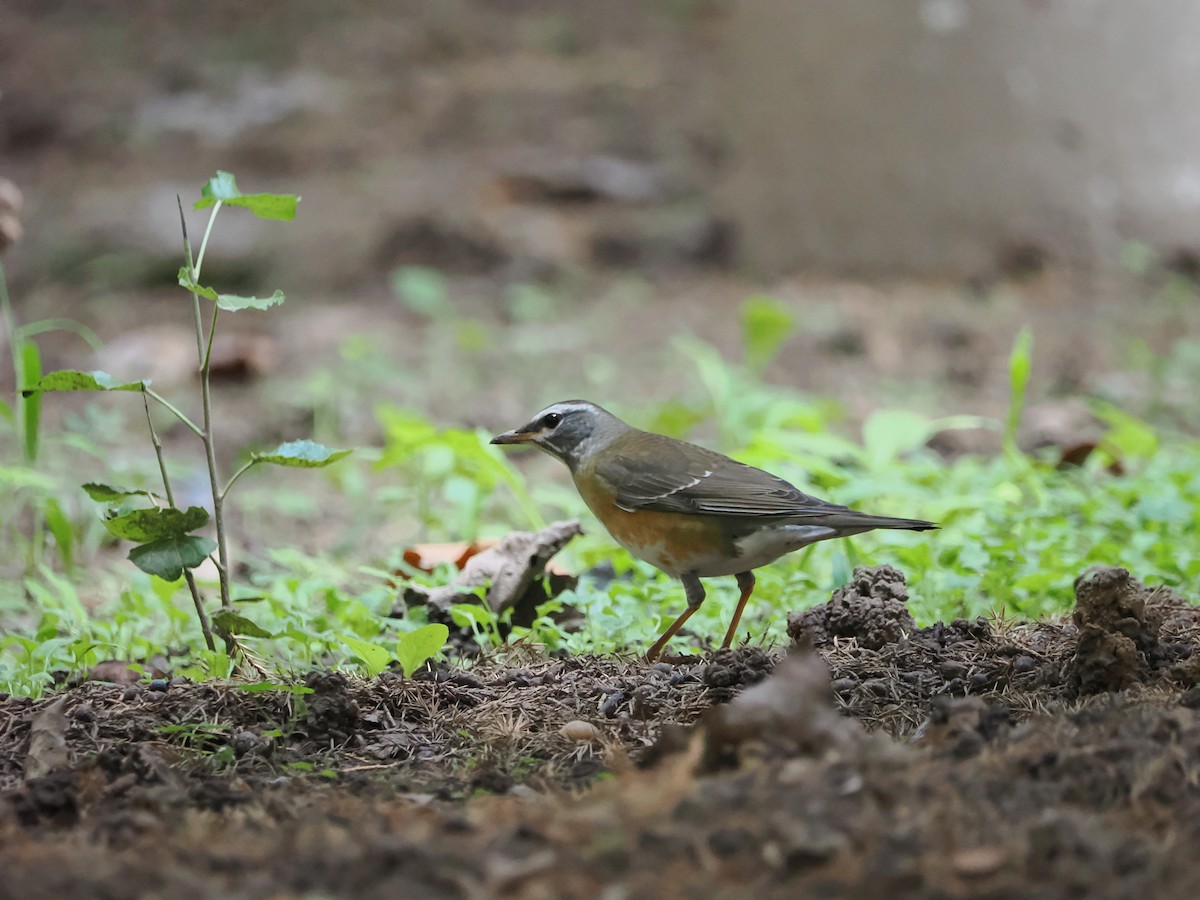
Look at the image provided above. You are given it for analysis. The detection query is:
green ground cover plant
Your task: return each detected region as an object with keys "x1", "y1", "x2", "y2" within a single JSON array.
[{"x1": 2, "y1": 244, "x2": 1198, "y2": 697}]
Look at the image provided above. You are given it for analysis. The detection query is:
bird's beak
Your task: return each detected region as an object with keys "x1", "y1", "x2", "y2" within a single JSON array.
[{"x1": 490, "y1": 428, "x2": 537, "y2": 445}]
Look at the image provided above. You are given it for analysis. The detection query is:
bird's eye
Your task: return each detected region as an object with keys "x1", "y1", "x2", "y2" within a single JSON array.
[{"x1": 541, "y1": 412, "x2": 563, "y2": 429}]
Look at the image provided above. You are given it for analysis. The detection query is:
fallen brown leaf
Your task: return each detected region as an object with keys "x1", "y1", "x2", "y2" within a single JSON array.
[{"x1": 24, "y1": 698, "x2": 71, "y2": 781}]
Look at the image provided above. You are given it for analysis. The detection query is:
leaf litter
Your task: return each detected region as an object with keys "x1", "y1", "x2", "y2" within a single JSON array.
[{"x1": 2, "y1": 565, "x2": 1200, "y2": 897}]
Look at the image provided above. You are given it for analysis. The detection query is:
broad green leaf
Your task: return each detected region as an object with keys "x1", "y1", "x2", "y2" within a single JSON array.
[
  {"x1": 216, "y1": 290, "x2": 285, "y2": 312},
  {"x1": 1094, "y1": 403, "x2": 1158, "y2": 460},
  {"x1": 104, "y1": 506, "x2": 209, "y2": 542},
  {"x1": 21, "y1": 339, "x2": 41, "y2": 463},
  {"x1": 22, "y1": 370, "x2": 145, "y2": 396},
  {"x1": 224, "y1": 194, "x2": 298, "y2": 221},
  {"x1": 396, "y1": 623, "x2": 449, "y2": 678},
  {"x1": 82, "y1": 482, "x2": 162, "y2": 503},
  {"x1": 195, "y1": 170, "x2": 298, "y2": 220},
  {"x1": 862, "y1": 410, "x2": 937, "y2": 469},
  {"x1": 178, "y1": 268, "x2": 285, "y2": 310},
  {"x1": 212, "y1": 610, "x2": 273, "y2": 639},
  {"x1": 740, "y1": 294, "x2": 796, "y2": 373},
  {"x1": 0, "y1": 466, "x2": 57, "y2": 491},
  {"x1": 251, "y1": 439, "x2": 352, "y2": 468},
  {"x1": 128, "y1": 535, "x2": 216, "y2": 581},
  {"x1": 199, "y1": 170, "x2": 240, "y2": 202},
  {"x1": 343, "y1": 636, "x2": 390, "y2": 677}
]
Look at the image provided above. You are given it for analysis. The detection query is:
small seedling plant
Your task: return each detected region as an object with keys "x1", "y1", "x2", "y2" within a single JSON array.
[{"x1": 25, "y1": 172, "x2": 350, "y2": 656}]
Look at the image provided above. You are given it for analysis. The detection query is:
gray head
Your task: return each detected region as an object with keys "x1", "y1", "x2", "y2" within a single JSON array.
[{"x1": 490, "y1": 400, "x2": 628, "y2": 471}]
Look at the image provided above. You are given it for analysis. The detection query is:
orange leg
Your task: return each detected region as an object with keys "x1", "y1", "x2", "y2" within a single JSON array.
[
  {"x1": 645, "y1": 574, "x2": 706, "y2": 661},
  {"x1": 719, "y1": 571, "x2": 756, "y2": 650}
]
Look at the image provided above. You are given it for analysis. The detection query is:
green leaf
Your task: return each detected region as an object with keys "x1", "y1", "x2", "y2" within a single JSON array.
[
  {"x1": 1094, "y1": 403, "x2": 1159, "y2": 460},
  {"x1": 0, "y1": 466, "x2": 57, "y2": 491},
  {"x1": 44, "y1": 498, "x2": 74, "y2": 570},
  {"x1": 128, "y1": 535, "x2": 216, "y2": 581},
  {"x1": 212, "y1": 609, "x2": 274, "y2": 639},
  {"x1": 740, "y1": 294, "x2": 796, "y2": 373},
  {"x1": 391, "y1": 266, "x2": 449, "y2": 318},
  {"x1": 862, "y1": 410, "x2": 937, "y2": 469},
  {"x1": 178, "y1": 268, "x2": 285, "y2": 310},
  {"x1": 104, "y1": 506, "x2": 209, "y2": 542},
  {"x1": 234, "y1": 681, "x2": 314, "y2": 694},
  {"x1": 0, "y1": 396, "x2": 12, "y2": 423},
  {"x1": 21, "y1": 339, "x2": 41, "y2": 463},
  {"x1": 195, "y1": 170, "x2": 298, "y2": 221},
  {"x1": 1004, "y1": 327, "x2": 1033, "y2": 450},
  {"x1": 199, "y1": 170, "x2": 240, "y2": 202},
  {"x1": 343, "y1": 636, "x2": 390, "y2": 678},
  {"x1": 251, "y1": 439, "x2": 352, "y2": 468},
  {"x1": 22, "y1": 369, "x2": 145, "y2": 396},
  {"x1": 216, "y1": 290, "x2": 285, "y2": 311},
  {"x1": 396, "y1": 623, "x2": 449, "y2": 678},
  {"x1": 82, "y1": 482, "x2": 162, "y2": 503},
  {"x1": 177, "y1": 266, "x2": 218, "y2": 300}
]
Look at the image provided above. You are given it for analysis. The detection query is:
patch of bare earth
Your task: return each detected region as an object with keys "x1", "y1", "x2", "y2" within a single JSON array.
[{"x1": 2, "y1": 565, "x2": 1200, "y2": 898}]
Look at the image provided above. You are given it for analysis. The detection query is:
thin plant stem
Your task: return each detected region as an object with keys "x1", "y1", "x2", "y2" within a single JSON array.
[
  {"x1": 193, "y1": 200, "x2": 220, "y2": 276},
  {"x1": 178, "y1": 201, "x2": 233, "y2": 612},
  {"x1": 0, "y1": 261, "x2": 23, "y2": 447},
  {"x1": 0, "y1": 261, "x2": 44, "y2": 572},
  {"x1": 144, "y1": 388, "x2": 204, "y2": 437},
  {"x1": 220, "y1": 458, "x2": 259, "y2": 502},
  {"x1": 197, "y1": 331, "x2": 231, "y2": 610},
  {"x1": 142, "y1": 389, "x2": 216, "y2": 652}
]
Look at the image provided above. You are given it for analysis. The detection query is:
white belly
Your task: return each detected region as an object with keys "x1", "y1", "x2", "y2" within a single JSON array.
[{"x1": 689, "y1": 524, "x2": 838, "y2": 577}]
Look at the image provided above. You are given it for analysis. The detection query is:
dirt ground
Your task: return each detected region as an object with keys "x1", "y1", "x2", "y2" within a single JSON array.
[{"x1": 4, "y1": 565, "x2": 1200, "y2": 898}]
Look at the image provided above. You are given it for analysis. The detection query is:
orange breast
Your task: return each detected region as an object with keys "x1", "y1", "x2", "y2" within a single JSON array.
[{"x1": 574, "y1": 471, "x2": 728, "y2": 577}]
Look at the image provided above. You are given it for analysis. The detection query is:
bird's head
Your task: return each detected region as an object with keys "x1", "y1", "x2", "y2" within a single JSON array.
[{"x1": 491, "y1": 400, "x2": 625, "y2": 471}]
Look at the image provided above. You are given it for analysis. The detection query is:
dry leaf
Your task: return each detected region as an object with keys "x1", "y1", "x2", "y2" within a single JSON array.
[
  {"x1": 24, "y1": 698, "x2": 71, "y2": 780},
  {"x1": 402, "y1": 540, "x2": 495, "y2": 574},
  {"x1": 400, "y1": 520, "x2": 582, "y2": 627}
]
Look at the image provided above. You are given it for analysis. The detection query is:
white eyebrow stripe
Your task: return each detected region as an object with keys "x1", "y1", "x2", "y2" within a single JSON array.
[{"x1": 536, "y1": 401, "x2": 596, "y2": 417}]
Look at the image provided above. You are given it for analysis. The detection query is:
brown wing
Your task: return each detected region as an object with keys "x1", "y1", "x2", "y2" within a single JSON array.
[{"x1": 592, "y1": 433, "x2": 849, "y2": 520}]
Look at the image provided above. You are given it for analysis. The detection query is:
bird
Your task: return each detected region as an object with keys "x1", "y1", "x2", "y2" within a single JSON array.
[{"x1": 491, "y1": 400, "x2": 936, "y2": 660}]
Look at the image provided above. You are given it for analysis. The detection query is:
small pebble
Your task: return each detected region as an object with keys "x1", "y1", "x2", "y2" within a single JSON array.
[
  {"x1": 231, "y1": 730, "x2": 261, "y2": 756},
  {"x1": 559, "y1": 720, "x2": 600, "y2": 742},
  {"x1": 148, "y1": 679, "x2": 169, "y2": 692},
  {"x1": 862, "y1": 678, "x2": 890, "y2": 697},
  {"x1": 938, "y1": 661, "x2": 968, "y2": 679},
  {"x1": 1013, "y1": 655, "x2": 1037, "y2": 673},
  {"x1": 600, "y1": 691, "x2": 626, "y2": 718},
  {"x1": 952, "y1": 846, "x2": 1007, "y2": 877},
  {"x1": 831, "y1": 677, "x2": 858, "y2": 695}
]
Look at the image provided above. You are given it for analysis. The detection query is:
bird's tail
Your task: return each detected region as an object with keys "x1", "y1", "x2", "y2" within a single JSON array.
[
  {"x1": 815, "y1": 511, "x2": 938, "y2": 534},
  {"x1": 868, "y1": 515, "x2": 937, "y2": 532}
]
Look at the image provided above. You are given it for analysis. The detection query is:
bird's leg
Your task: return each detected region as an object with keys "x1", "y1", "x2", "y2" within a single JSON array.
[
  {"x1": 645, "y1": 574, "x2": 706, "y2": 662},
  {"x1": 719, "y1": 571, "x2": 756, "y2": 650}
]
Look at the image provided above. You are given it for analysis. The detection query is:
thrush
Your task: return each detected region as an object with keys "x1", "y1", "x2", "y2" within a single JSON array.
[{"x1": 492, "y1": 400, "x2": 936, "y2": 660}]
